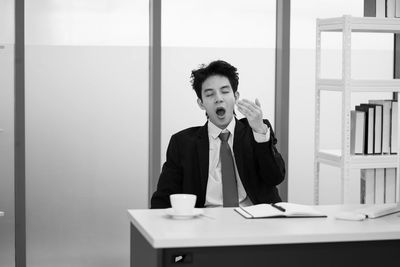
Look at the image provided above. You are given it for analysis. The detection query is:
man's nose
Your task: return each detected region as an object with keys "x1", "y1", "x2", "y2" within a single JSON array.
[{"x1": 215, "y1": 92, "x2": 223, "y2": 102}]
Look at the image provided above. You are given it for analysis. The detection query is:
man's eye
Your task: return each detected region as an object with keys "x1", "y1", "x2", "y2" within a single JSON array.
[{"x1": 205, "y1": 93, "x2": 213, "y2": 97}]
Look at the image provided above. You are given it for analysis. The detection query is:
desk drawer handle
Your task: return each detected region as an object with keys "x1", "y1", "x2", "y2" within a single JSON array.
[{"x1": 172, "y1": 252, "x2": 193, "y2": 264}]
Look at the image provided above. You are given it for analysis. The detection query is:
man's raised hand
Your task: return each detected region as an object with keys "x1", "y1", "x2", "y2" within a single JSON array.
[{"x1": 236, "y1": 98, "x2": 267, "y2": 134}]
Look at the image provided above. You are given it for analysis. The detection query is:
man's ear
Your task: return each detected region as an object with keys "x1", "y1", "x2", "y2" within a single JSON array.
[
  {"x1": 197, "y1": 98, "x2": 205, "y2": 110},
  {"x1": 234, "y1": 91, "x2": 240, "y2": 102}
]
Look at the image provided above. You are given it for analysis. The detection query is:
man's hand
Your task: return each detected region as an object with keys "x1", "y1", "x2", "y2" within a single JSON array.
[{"x1": 236, "y1": 98, "x2": 267, "y2": 134}]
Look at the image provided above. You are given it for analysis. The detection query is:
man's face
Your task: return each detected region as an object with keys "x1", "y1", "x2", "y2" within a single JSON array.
[{"x1": 197, "y1": 75, "x2": 239, "y2": 129}]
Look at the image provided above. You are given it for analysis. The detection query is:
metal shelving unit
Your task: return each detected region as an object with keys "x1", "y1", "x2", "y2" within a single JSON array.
[{"x1": 315, "y1": 15, "x2": 400, "y2": 204}]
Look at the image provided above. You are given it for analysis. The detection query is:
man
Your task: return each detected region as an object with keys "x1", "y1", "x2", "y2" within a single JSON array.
[{"x1": 151, "y1": 60, "x2": 285, "y2": 208}]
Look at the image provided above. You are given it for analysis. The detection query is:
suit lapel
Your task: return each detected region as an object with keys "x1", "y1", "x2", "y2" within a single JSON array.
[
  {"x1": 233, "y1": 118, "x2": 246, "y2": 185},
  {"x1": 196, "y1": 122, "x2": 209, "y2": 203}
]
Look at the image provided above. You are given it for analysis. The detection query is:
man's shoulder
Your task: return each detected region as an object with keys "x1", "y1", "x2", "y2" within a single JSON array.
[{"x1": 171, "y1": 124, "x2": 206, "y2": 140}]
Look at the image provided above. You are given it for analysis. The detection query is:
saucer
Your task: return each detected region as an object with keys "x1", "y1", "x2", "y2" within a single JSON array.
[{"x1": 165, "y1": 208, "x2": 204, "y2": 219}]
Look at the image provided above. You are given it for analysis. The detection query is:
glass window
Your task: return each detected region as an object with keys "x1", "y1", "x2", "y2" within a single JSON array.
[
  {"x1": 25, "y1": 1, "x2": 149, "y2": 266},
  {"x1": 0, "y1": 1, "x2": 15, "y2": 265},
  {"x1": 161, "y1": 0, "x2": 276, "y2": 165}
]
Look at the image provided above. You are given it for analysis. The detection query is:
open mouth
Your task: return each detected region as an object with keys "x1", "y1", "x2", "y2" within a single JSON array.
[{"x1": 216, "y1": 107, "x2": 226, "y2": 118}]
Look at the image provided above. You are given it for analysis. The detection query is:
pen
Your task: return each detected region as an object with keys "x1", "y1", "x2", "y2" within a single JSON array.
[{"x1": 271, "y1": 203, "x2": 286, "y2": 212}]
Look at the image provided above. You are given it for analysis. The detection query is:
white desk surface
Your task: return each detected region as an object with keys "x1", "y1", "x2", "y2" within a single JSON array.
[{"x1": 127, "y1": 205, "x2": 400, "y2": 249}]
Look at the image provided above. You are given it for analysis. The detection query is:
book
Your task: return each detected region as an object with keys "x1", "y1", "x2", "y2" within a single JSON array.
[
  {"x1": 361, "y1": 103, "x2": 382, "y2": 154},
  {"x1": 356, "y1": 105, "x2": 375, "y2": 154},
  {"x1": 387, "y1": 0, "x2": 396, "y2": 17},
  {"x1": 372, "y1": 104, "x2": 383, "y2": 154},
  {"x1": 396, "y1": 0, "x2": 400, "y2": 17},
  {"x1": 391, "y1": 101, "x2": 398, "y2": 154},
  {"x1": 378, "y1": 0, "x2": 388, "y2": 16},
  {"x1": 365, "y1": 0, "x2": 377, "y2": 16},
  {"x1": 336, "y1": 203, "x2": 400, "y2": 220},
  {"x1": 364, "y1": 0, "x2": 387, "y2": 17},
  {"x1": 351, "y1": 110, "x2": 366, "y2": 154},
  {"x1": 361, "y1": 169, "x2": 375, "y2": 204},
  {"x1": 375, "y1": 168, "x2": 385, "y2": 204},
  {"x1": 234, "y1": 202, "x2": 327, "y2": 219},
  {"x1": 369, "y1": 100, "x2": 392, "y2": 154},
  {"x1": 355, "y1": 203, "x2": 400, "y2": 218},
  {"x1": 385, "y1": 168, "x2": 396, "y2": 203}
]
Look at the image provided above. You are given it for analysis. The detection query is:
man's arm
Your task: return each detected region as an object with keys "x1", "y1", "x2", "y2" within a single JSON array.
[
  {"x1": 253, "y1": 119, "x2": 286, "y2": 186},
  {"x1": 237, "y1": 99, "x2": 285, "y2": 185},
  {"x1": 150, "y1": 135, "x2": 183, "y2": 208}
]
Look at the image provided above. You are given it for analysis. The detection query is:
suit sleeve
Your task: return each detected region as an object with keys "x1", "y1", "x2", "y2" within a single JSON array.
[
  {"x1": 150, "y1": 135, "x2": 183, "y2": 208},
  {"x1": 253, "y1": 119, "x2": 286, "y2": 186}
]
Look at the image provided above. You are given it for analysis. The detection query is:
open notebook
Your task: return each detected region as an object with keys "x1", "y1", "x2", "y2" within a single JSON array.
[{"x1": 235, "y1": 202, "x2": 327, "y2": 219}]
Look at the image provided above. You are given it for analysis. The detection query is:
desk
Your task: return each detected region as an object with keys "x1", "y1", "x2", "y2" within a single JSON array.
[{"x1": 128, "y1": 205, "x2": 400, "y2": 267}]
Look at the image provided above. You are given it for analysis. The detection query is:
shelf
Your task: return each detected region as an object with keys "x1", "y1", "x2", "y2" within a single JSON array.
[
  {"x1": 317, "y1": 149, "x2": 399, "y2": 169},
  {"x1": 315, "y1": 15, "x2": 400, "y2": 204},
  {"x1": 318, "y1": 16, "x2": 400, "y2": 33},
  {"x1": 317, "y1": 79, "x2": 400, "y2": 92}
]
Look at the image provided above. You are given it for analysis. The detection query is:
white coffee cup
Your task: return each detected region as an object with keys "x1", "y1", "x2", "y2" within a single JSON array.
[{"x1": 170, "y1": 194, "x2": 197, "y2": 215}]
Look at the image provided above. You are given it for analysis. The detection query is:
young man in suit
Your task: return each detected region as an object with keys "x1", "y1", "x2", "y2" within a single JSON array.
[{"x1": 151, "y1": 60, "x2": 285, "y2": 208}]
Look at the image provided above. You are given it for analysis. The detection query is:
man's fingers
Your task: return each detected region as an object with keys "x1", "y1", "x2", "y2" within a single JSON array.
[
  {"x1": 237, "y1": 103, "x2": 253, "y2": 113},
  {"x1": 237, "y1": 100, "x2": 258, "y2": 113},
  {"x1": 255, "y1": 98, "x2": 261, "y2": 108},
  {"x1": 237, "y1": 104, "x2": 251, "y2": 117},
  {"x1": 237, "y1": 100, "x2": 261, "y2": 114}
]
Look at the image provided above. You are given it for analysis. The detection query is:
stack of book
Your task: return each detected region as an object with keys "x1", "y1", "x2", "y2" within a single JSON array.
[
  {"x1": 351, "y1": 100, "x2": 398, "y2": 155},
  {"x1": 361, "y1": 168, "x2": 397, "y2": 204},
  {"x1": 352, "y1": 99, "x2": 398, "y2": 204},
  {"x1": 364, "y1": 0, "x2": 400, "y2": 17}
]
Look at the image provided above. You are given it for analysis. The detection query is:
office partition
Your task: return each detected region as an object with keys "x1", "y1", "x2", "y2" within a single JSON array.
[
  {"x1": 25, "y1": 1, "x2": 149, "y2": 266},
  {"x1": 0, "y1": 2, "x2": 15, "y2": 266}
]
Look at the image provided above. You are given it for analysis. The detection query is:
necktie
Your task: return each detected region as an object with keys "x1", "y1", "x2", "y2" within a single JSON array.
[{"x1": 219, "y1": 132, "x2": 239, "y2": 207}]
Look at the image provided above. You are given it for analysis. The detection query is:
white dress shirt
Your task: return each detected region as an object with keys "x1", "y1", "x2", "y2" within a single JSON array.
[{"x1": 204, "y1": 119, "x2": 270, "y2": 207}]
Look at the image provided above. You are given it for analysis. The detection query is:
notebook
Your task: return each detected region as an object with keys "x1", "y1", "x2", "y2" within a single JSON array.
[
  {"x1": 235, "y1": 202, "x2": 327, "y2": 219},
  {"x1": 334, "y1": 203, "x2": 400, "y2": 221},
  {"x1": 355, "y1": 203, "x2": 400, "y2": 218}
]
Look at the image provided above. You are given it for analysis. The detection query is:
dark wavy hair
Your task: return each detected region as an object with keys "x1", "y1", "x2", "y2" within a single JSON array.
[{"x1": 190, "y1": 60, "x2": 239, "y2": 100}]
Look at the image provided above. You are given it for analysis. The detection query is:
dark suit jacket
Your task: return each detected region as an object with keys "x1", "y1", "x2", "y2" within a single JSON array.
[{"x1": 151, "y1": 118, "x2": 285, "y2": 208}]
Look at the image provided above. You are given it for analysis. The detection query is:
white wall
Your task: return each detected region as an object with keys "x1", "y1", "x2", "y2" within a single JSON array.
[{"x1": 289, "y1": 0, "x2": 394, "y2": 204}]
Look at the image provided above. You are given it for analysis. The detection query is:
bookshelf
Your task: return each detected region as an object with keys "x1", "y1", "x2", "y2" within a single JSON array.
[{"x1": 314, "y1": 15, "x2": 400, "y2": 204}]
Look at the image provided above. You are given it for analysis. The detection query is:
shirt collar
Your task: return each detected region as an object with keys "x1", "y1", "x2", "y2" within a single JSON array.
[{"x1": 208, "y1": 118, "x2": 236, "y2": 140}]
